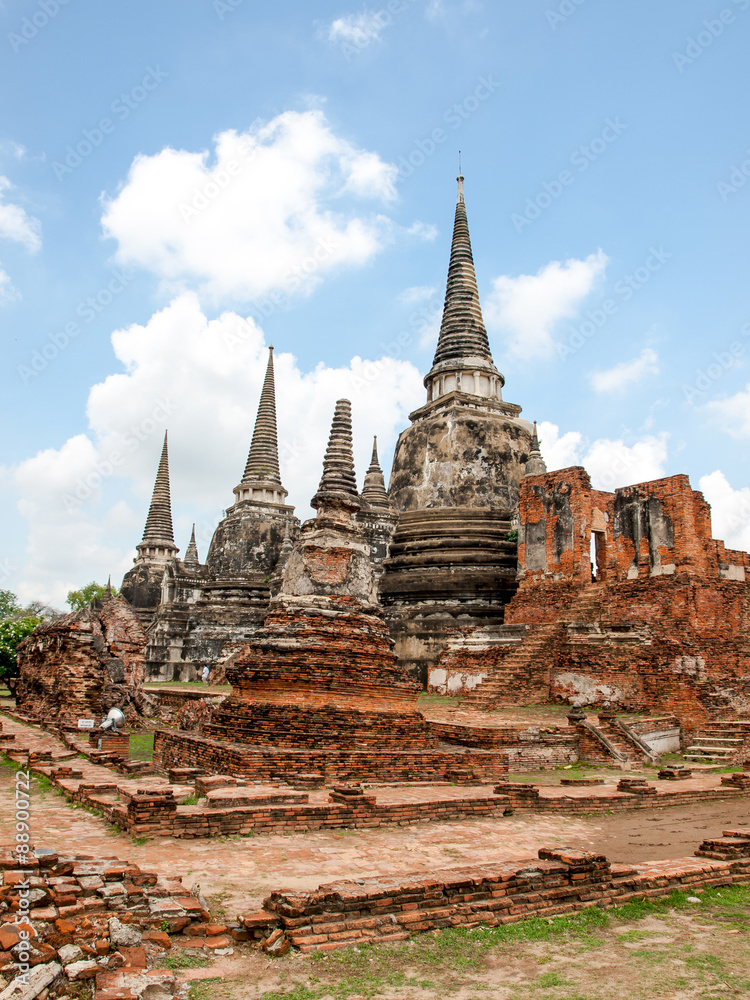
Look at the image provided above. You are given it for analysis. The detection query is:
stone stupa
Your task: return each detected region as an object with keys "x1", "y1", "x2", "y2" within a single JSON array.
[{"x1": 157, "y1": 401, "x2": 508, "y2": 784}]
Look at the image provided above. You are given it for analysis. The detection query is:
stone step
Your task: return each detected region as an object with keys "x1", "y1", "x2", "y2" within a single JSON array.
[
  {"x1": 683, "y1": 753, "x2": 734, "y2": 762},
  {"x1": 692, "y1": 737, "x2": 744, "y2": 745},
  {"x1": 685, "y1": 745, "x2": 735, "y2": 754}
]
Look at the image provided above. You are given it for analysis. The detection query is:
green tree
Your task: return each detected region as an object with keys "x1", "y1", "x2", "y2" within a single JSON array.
[
  {"x1": 66, "y1": 581, "x2": 119, "y2": 611},
  {"x1": 0, "y1": 617, "x2": 41, "y2": 681},
  {"x1": 0, "y1": 589, "x2": 21, "y2": 619}
]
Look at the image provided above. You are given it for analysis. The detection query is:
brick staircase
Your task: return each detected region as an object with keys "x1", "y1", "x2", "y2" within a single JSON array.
[
  {"x1": 463, "y1": 585, "x2": 605, "y2": 709},
  {"x1": 684, "y1": 719, "x2": 750, "y2": 764},
  {"x1": 595, "y1": 720, "x2": 635, "y2": 760}
]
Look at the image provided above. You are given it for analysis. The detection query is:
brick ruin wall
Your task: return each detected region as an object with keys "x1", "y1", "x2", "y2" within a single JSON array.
[
  {"x1": 15, "y1": 596, "x2": 156, "y2": 724},
  {"x1": 454, "y1": 470, "x2": 750, "y2": 731}
]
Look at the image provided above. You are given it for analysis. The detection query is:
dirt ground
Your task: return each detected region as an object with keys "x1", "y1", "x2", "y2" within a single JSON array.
[{"x1": 1, "y1": 709, "x2": 749, "y2": 999}]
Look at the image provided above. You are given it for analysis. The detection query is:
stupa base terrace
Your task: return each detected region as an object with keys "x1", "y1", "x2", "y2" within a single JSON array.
[{"x1": 152, "y1": 728, "x2": 510, "y2": 786}]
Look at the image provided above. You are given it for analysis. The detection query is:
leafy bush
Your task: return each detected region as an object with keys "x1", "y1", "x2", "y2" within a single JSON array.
[{"x1": 0, "y1": 616, "x2": 41, "y2": 680}]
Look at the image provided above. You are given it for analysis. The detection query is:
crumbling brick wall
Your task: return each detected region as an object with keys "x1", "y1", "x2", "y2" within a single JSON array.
[
  {"x1": 461, "y1": 470, "x2": 750, "y2": 730},
  {"x1": 16, "y1": 594, "x2": 155, "y2": 724}
]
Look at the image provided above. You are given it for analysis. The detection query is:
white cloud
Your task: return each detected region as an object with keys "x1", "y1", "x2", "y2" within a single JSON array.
[
  {"x1": 484, "y1": 250, "x2": 608, "y2": 360},
  {"x1": 699, "y1": 470, "x2": 750, "y2": 552},
  {"x1": 589, "y1": 347, "x2": 660, "y2": 394},
  {"x1": 0, "y1": 266, "x2": 19, "y2": 304},
  {"x1": 0, "y1": 176, "x2": 42, "y2": 253},
  {"x1": 398, "y1": 285, "x2": 437, "y2": 306},
  {"x1": 328, "y1": 10, "x2": 387, "y2": 46},
  {"x1": 583, "y1": 434, "x2": 668, "y2": 491},
  {"x1": 535, "y1": 421, "x2": 583, "y2": 472},
  {"x1": 0, "y1": 175, "x2": 41, "y2": 253},
  {"x1": 101, "y1": 110, "x2": 401, "y2": 304},
  {"x1": 0, "y1": 140, "x2": 26, "y2": 161},
  {"x1": 537, "y1": 420, "x2": 669, "y2": 491},
  {"x1": 9, "y1": 293, "x2": 424, "y2": 606},
  {"x1": 703, "y1": 383, "x2": 750, "y2": 438}
]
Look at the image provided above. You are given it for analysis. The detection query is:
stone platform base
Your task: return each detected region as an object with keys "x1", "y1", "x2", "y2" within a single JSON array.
[{"x1": 153, "y1": 729, "x2": 509, "y2": 785}]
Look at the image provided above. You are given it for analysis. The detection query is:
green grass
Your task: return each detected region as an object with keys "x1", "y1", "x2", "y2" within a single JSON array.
[
  {"x1": 188, "y1": 980, "x2": 226, "y2": 1000},
  {"x1": 182, "y1": 793, "x2": 202, "y2": 805},
  {"x1": 157, "y1": 952, "x2": 210, "y2": 970},
  {"x1": 128, "y1": 731, "x2": 155, "y2": 761},
  {"x1": 417, "y1": 692, "x2": 460, "y2": 707},
  {"x1": 0, "y1": 753, "x2": 24, "y2": 772},
  {"x1": 535, "y1": 971, "x2": 569, "y2": 988}
]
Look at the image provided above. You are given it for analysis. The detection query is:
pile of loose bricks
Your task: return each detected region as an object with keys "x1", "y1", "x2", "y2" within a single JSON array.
[
  {"x1": 0, "y1": 847, "x2": 245, "y2": 1000},
  {"x1": 250, "y1": 838, "x2": 750, "y2": 953}
]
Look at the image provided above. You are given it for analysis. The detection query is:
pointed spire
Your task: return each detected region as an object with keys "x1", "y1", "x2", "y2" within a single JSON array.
[
  {"x1": 360, "y1": 436, "x2": 393, "y2": 510},
  {"x1": 234, "y1": 347, "x2": 289, "y2": 506},
  {"x1": 524, "y1": 421, "x2": 548, "y2": 477},
  {"x1": 183, "y1": 524, "x2": 200, "y2": 568},
  {"x1": 242, "y1": 347, "x2": 281, "y2": 484},
  {"x1": 431, "y1": 174, "x2": 496, "y2": 370},
  {"x1": 421, "y1": 175, "x2": 505, "y2": 408},
  {"x1": 141, "y1": 432, "x2": 177, "y2": 548},
  {"x1": 311, "y1": 399, "x2": 361, "y2": 514},
  {"x1": 105, "y1": 576, "x2": 112, "y2": 598}
]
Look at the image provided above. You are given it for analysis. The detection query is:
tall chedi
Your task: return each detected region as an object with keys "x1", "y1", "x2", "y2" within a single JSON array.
[
  {"x1": 380, "y1": 175, "x2": 539, "y2": 682},
  {"x1": 202, "y1": 400, "x2": 441, "y2": 780},
  {"x1": 206, "y1": 346, "x2": 298, "y2": 576},
  {"x1": 121, "y1": 432, "x2": 179, "y2": 624},
  {"x1": 143, "y1": 347, "x2": 299, "y2": 681}
]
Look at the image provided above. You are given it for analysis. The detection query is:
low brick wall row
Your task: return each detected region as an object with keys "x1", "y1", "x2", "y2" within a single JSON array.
[
  {"x1": 256, "y1": 845, "x2": 750, "y2": 953},
  {"x1": 96, "y1": 787, "x2": 514, "y2": 839},
  {"x1": 153, "y1": 729, "x2": 509, "y2": 785},
  {"x1": 495, "y1": 781, "x2": 745, "y2": 812},
  {"x1": 430, "y1": 721, "x2": 578, "y2": 770}
]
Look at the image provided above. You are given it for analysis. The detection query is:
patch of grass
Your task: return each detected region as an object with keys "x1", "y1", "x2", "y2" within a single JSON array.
[
  {"x1": 158, "y1": 951, "x2": 210, "y2": 970},
  {"x1": 188, "y1": 979, "x2": 226, "y2": 1000},
  {"x1": 129, "y1": 731, "x2": 155, "y2": 762},
  {"x1": 257, "y1": 987, "x2": 322, "y2": 1000},
  {"x1": 536, "y1": 971, "x2": 569, "y2": 988},
  {"x1": 182, "y1": 793, "x2": 202, "y2": 805},
  {"x1": 417, "y1": 692, "x2": 460, "y2": 707},
  {"x1": 0, "y1": 753, "x2": 24, "y2": 772},
  {"x1": 684, "y1": 952, "x2": 725, "y2": 973},
  {"x1": 617, "y1": 928, "x2": 653, "y2": 942},
  {"x1": 131, "y1": 835, "x2": 148, "y2": 846}
]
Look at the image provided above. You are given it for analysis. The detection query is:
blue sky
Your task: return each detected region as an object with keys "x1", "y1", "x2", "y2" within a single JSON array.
[{"x1": 1, "y1": 0, "x2": 749, "y2": 607}]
